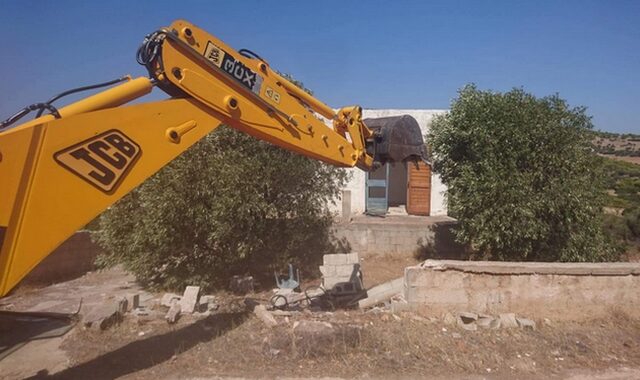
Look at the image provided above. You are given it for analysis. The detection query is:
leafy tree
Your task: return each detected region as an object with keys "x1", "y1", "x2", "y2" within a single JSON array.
[
  {"x1": 429, "y1": 85, "x2": 619, "y2": 261},
  {"x1": 94, "y1": 126, "x2": 349, "y2": 291}
]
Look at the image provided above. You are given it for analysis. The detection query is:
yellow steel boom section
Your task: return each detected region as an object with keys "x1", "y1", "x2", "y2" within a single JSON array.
[{"x1": 0, "y1": 20, "x2": 375, "y2": 296}]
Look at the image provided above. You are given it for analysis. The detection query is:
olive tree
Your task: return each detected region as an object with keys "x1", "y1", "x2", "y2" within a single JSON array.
[
  {"x1": 428, "y1": 85, "x2": 618, "y2": 261},
  {"x1": 94, "y1": 126, "x2": 348, "y2": 290}
]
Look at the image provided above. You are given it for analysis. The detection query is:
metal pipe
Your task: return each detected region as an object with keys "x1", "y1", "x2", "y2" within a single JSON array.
[{"x1": 10, "y1": 77, "x2": 154, "y2": 131}]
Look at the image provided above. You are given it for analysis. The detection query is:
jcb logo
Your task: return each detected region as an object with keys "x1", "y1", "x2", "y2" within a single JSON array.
[{"x1": 54, "y1": 130, "x2": 141, "y2": 194}]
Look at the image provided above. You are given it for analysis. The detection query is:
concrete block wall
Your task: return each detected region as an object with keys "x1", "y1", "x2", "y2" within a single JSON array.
[
  {"x1": 320, "y1": 253, "x2": 360, "y2": 289},
  {"x1": 404, "y1": 260, "x2": 640, "y2": 320},
  {"x1": 335, "y1": 223, "x2": 431, "y2": 256},
  {"x1": 332, "y1": 215, "x2": 460, "y2": 257}
]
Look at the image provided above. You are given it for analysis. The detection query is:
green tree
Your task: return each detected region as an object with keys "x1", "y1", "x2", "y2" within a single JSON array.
[
  {"x1": 429, "y1": 85, "x2": 619, "y2": 261},
  {"x1": 94, "y1": 125, "x2": 348, "y2": 291}
]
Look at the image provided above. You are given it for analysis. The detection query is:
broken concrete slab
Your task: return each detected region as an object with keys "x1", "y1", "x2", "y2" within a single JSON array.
[
  {"x1": 420, "y1": 259, "x2": 640, "y2": 276},
  {"x1": 198, "y1": 295, "x2": 218, "y2": 312},
  {"x1": 517, "y1": 317, "x2": 536, "y2": 330},
  {"x1": 499, "y1": 313, "x2": 519, "y2": 328},
  {"x1": 458, "y1": 321, "x2": 477, "y2": 331},
  {"x1": 161, "y1": 293, "x2": 181, "y2": 307},
  {"x1": 318, "y1": 265, "x2": 336, "y2": 277},
  {"x1": 457, "y1": 312, "x2": 478, "y2": 331},
  {"x1": 180, "y1": 286, "x2": 200, "y2": 314},
  {"x1": 254, "y1": 304, "x2": 278, "y2": 328},
  {"x1": 271, "y1": 310, "x2": 297, "y2": 317},
  {"x1": 334, "y1": 264, "x2": 357, "y2": 277},
  {"x1": 83, "y1": 300, "x2": 123, "y2": 330},
  {"x1": 477, "y1": 316, "x2": 501, "y2": 329},
  {"x1": 390, "y1": 300, "x2": 411, "y2": 314},
  {"x1": 126, "y1": 293, "x2": 140, "y2": 311},
  {"x1": 358, "y1": 277, "x2": 404, "y2": 309},
  {"x1": 165, "y1": 300, "x2": 181, "y2": 324},
  {"x1": 323, "y1": 254, "x2": 348, "y2": 266},
  {"x1": 292, "y1": 320, "x2": 334, "y2": 338},
  {"x1": 458, "y1": 312, "x2": 478, "y2": 324},
  {"x1": 116, "y1": 297, "x2": 128, "y2": 314}
]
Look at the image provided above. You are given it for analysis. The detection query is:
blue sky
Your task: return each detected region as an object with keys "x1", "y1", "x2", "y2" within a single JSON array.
[{"x1": 1, "y1": 0, "x2": 638, "y2": 133}]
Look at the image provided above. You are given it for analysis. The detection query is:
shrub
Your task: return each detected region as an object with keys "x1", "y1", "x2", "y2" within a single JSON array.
[
  {"x1": 429, "y1": 85, "x2": 619, "y2": 261},
  {"x1": 94, "y1": 126, "x2": 349, "y2": 291}
]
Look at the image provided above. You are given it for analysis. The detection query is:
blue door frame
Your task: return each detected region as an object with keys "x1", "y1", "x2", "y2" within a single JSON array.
[{"x1": 365, "y1": 164, "x2": 389, "y2": 215}]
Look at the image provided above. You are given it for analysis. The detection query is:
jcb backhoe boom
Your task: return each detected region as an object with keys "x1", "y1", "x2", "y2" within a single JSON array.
[{"x1": 0, "y1": 20, "x2": 426, "y2": 296}]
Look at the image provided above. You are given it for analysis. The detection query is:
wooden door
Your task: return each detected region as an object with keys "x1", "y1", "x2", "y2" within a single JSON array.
[{"x1": 407, "y1": 161, "x2": 431, "y2": 215}]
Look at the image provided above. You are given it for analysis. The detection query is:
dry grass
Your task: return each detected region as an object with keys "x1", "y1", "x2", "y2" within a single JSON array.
[{"x1": 57, "y1": 305, "x2": 640, "y2": 379}]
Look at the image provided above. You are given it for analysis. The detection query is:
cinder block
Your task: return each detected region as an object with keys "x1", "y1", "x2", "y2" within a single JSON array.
[
  {"x1": 391, "y1": 301, "x2": 414, "y2": 313},
  {"x1": 405, "y1": 286, "x2": 428, "y2": 303},
  {"x1": 319, "y1": 265, "x2": 336, "y2": 277},
  {"x1": 323, "y1": 276, "x2": 347, "y2": 289},
  {"x1": 345, "y1": 252, "x2": 359, "y2": 264},
  {"x1": 334, "y1": 264, "x2": 356, "y2": 277},
  {"x1": 323, "y1": 254, "x2": 347, "y2": 265},
  {"x1": 180, "y1": 286, "x2": 200, "y2": 314},
  {"x1": 423, "y1": 289, "x2": 468, "y2": 305},
  {"x1": 126, "y1": 293, "x2": 140, "y2": 311}
]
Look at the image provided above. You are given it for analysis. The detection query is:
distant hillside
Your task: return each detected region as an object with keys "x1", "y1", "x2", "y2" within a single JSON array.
[
  {"x1": 592, "y1": 131, "x2": 640, "y2": 164},
  {"x1": 600, "y1": 154, "x2": 640, "y2": 260}
]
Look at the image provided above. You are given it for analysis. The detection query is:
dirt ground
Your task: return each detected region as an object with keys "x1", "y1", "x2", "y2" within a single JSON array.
[{"x1": 1, "y1": 255, "x2": 640, "y2": 379}]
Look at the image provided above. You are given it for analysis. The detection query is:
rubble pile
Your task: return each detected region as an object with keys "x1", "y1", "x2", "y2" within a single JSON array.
[
  {"x1": 82, "y1": 286, "x2": 219, "y2": 330},
  {"x1": 443, "y1": 311, "x2": 537, "y2": 331}
]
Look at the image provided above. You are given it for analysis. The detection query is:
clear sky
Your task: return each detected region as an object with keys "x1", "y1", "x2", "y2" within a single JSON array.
[{"x1": 1, "y1": 0, "x2": 638, "y2": 133}]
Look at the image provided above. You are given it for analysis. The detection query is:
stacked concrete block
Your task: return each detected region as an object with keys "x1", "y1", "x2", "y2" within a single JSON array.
[{"x1": 320, "y1": 253, "x2": 359, "y2": 289}]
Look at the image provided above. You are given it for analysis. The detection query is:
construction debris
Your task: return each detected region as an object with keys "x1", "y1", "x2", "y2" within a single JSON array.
[
  {"x1": 499, "y1": 313, "x2": 519, "y2": 329},
  {"x1": 198, "y1": 295, "x2": 218, "y2": 312},
  {"x1": 438, "y1": 311, "x2": 535, "y2": 331},
  {"x1": 165, "y1": 300, "x2": 181, "y2": 324},
  {"x1": 254, "y1": 304, "x2": 278, "y2": 328},
  {"x1": 477, "y1": 315, "x2": 501, "y2": 329},
  {"x1": 83, "y1": 298, "x2": 127, "y2": 330},
  {"x1": 358, "y1": 277, "x2": 403, "y2": 309},
  {"x1": 180, "y1": 286, "x2": 200, "y2": 314},
  {"x1": 161, "y1": 293, "x2": 181, "y2": 307},
  {"x1": 516, "y1": 317, "x2": 537, "y2": 330},
  {"x1": 126, "y1": 293, "x2": 140, "y2": 311},
  {"x1": 457, "y1": 312, "x2": 478, "y2": 331}
]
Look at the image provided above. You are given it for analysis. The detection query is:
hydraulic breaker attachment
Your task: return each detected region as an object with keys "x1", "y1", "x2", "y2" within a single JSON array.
[{"x1": 363, "y1": 115, "x2": 428, "y2": 168}]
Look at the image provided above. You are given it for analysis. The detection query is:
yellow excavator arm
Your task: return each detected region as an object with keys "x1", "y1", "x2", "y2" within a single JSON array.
[{"x1": 0, "y1": 20, "x2": 426, "y2": 296}]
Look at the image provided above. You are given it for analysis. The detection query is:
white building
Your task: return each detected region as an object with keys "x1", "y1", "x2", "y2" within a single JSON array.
[{"x1": 329, "y1": 109, "x2": 449, "y2": 217}]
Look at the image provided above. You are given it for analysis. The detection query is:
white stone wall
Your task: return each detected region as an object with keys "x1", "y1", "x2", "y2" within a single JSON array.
[
  {"x1": 328, "y1": 109, "x2": 449, "y2": 216},
  {"x1": 404, "y1": 260, "x2": 640, "y2": 321}
]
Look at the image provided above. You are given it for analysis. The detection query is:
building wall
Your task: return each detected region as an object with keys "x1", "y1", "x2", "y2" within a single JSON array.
[
  {"x1": 404, "y1": 260, "x2": 640, "y2": 320},
  {"x1": 328, "y1": 109, "x2": 449, "y2": 216},
  {"x1": 333, "y1": 215, "x2": 460, "y2": 257}
]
